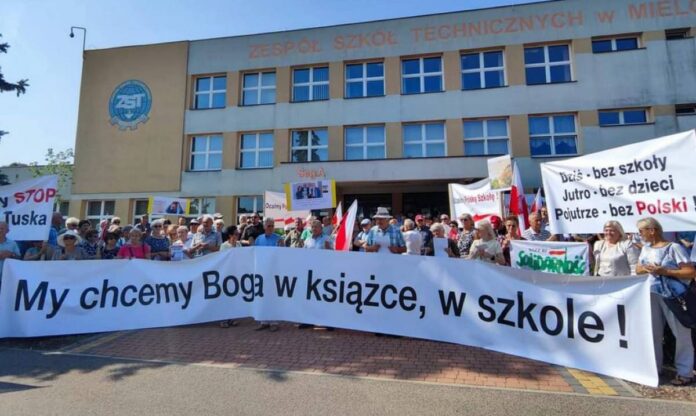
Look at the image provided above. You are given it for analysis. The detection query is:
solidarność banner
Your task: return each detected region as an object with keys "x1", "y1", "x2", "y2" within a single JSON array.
[{"x1": 0, "y1": 248, "x2": 656, "y2": 386}]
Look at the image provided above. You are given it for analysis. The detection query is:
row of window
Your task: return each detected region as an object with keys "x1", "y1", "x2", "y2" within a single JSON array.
[
  {"x1": 190, "y1": 107, "x2": 660, "y2": 170},
  {"x1": 192, "y1": 30, "x2": 692, "y2": 109}
]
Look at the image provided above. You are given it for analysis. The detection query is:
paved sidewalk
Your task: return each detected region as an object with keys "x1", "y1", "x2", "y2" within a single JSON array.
[{"x1": 63, "y1": 319, "x2": 636, "y2": 397}]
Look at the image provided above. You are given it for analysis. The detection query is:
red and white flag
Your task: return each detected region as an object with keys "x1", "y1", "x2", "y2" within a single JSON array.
[
  {"x1": 334, "y1": 200, "x2": 358, "y2": 251},
  {"x1": 530, "y1": 188, "x2": 543, "y2": 213},
  {"x1": 331, "y1": 201, "x2": 343, "y2": 226},
  {"x1": 509, "y1": 162, "x2": 529, "y2": 233}
]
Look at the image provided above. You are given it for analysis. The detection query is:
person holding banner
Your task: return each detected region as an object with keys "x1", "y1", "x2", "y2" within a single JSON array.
[
  {"x1": 467, "y1": 220, "x2": 505, "y2": 265},
  {"x1": 23, "y1": 241, "x2": 53, "y2": 261},
  {"x1": 303, "y1": 220, "x2": 332, "y2": 250},
  {"x1": 254, "y1": 217, "x2": 282, "y2": 247},
  {"x1": 117, "y1": 228, "x2": 150, "y2": 260},
  {"x1": 635, "y1": 217, "x2": 695, "y2": 386},
  {"x1": 429, "y1": 223, "x2": 459, "y2": 258},
  {"x1": 53, "y1": 230, "x2": 87, "y2": 261},
  {"x1": 592, "y1": 221, "x2": 637, "y2": 277},
  {"x1": 364, "y1": 207, "x2": 405, "y2": 254},
  {"x1": 456, "y1": 214, "x2": 476, "y2": 258},
  {"x1": 522, "y1": 212, "x2": 552, "y2": 242},
  {"x1": 500, "y1": 216, "x2": 524, "y2": 266},
  {"x1": 402, "y1": 219, "x2": 423, "y2": 256},
  {"x1": 191, "y1": 216, "x2": 222, "y2": 256},
  {"x1": 0, "y1": 222, "x2": 21, "y2": 277},
  {"x1": 220, "y1": 226, "x2": 242, "y2": 250},
  {"x1": 145, "y1": 220, "x2": 171, "y2": 261}
]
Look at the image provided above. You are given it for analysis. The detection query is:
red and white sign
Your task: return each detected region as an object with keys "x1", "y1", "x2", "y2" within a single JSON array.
[
  {"x1": 0, "y1": 175, "x2": 58, "y2": 241},
  {"x1": 448, "y1": 179, "x2": 503, "y2": 222}
]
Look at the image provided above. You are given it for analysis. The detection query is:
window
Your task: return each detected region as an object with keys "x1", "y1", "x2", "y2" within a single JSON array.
[
  {"x1": 461, "y1": 51, "x2": 505, "y2": 90},
  {"x1": 132, "y1": 199, "x2": 149, "y2": 224},
  {"x1": 402, "y1": 56, "x2": 443, "y2": 94},
  {"x1": 242, "y1": 72, "x2": 276, "y2": 105},
  {"x1": 240, "y1": 132, "x2": 274, "y2": 168},
  {"x1": 592, "y1": 36, "x2": 639, "y2": 53},
  {"x1": 190, "y1": 135, "x2": 223, "y2": 171},
  {"x1": 676, "y1": 103, "x2": 696, "y2": 115},
  {"x1": 524, "y1": 45, "x2": 572, "y2": 85},
  {"x1": 292, "y1": 67, "x2": 329, "y2": 102},
  {"x1": 402, "y1": 122, "x2": 446, "y2": 158},
  {"x1": 189, "y1": 197, "x2": 216, "y2": 216},
  {"x1": 345, "y1": 62, "x2": 384, "y2": 98},
  {"x1": 86, "y1": 200, "x2": 115, "y2": 227},
  {"x1": 237, "y1": 196, "x2": 263, "y2": 216},
  {"x1": 598, "y1": 109, "x2": 648, "y2": 126},
  {"x1": 463, "y1": 119, "x2": 509, "y2": 156},
  {"x1": 528, "y1": 114, "x2": 578, "y2": 157},
  {"x1": 56, "y1": 201, "x2": 69, "y2": 218},
  {"x1": 666, "y1": 28, "x2": 690, "y2": 40},
  {"x1": 194, "y1": 75, "x2": 226, "y2": 109},
  {"x1": 344, "y1": 125, "x2": 386, "y2": 160},
  {"x1": 291, "y1": 129, "x2": 328, "y2": 162}
]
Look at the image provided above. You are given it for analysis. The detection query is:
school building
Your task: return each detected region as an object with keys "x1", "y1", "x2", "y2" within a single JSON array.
[{"x1": 68, "y1": 0, "x2": 696, "y2": 224}]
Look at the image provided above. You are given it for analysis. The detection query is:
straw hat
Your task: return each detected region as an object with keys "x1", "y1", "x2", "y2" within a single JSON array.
[{"x1": 373, "y1": 207, "x2": 392, "y2": 219}]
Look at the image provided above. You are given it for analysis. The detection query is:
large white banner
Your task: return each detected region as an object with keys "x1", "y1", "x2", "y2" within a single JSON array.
[
  {"x1": 0, "y1": 175, "x2": 58, "y2": 241},
  {"x1": 541, "y1": 130, "x2": 696, "y2": 234},
  {"x1": 511, "y1": 240, "x2": 589, "y2": 276},
  {"x1": 448, "y1": 179, "x2": 503, "y2": 221},
  {"x1": 264, "y1": 191, "x2": 310, "y2": 226},
  {"x1": 0, "y1": 248, "x2": 655, "y2": 386}
]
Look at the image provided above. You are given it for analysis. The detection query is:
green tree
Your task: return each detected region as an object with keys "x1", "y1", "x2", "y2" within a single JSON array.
[
  {"x1": 1, "y1": 33, "x2": 30, "y2": 141},
  {"x1": 31, "y1": 148, "x2": 74, "y2": 205}
]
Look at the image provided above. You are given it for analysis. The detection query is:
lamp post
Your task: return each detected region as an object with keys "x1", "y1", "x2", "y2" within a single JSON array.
[{"x1": 69, "y1": 26, "x2": 87, "y2": 55}]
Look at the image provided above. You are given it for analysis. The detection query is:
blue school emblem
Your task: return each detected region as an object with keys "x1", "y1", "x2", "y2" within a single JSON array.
[{"x1": 109, "y1": 80, "x2": 152, "y2": 131}]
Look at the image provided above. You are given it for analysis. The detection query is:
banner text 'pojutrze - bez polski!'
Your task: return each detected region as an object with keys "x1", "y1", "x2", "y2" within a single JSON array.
[
  {"x1": 0, "y1": 247, "x2": 656, "y2": 386},
  {"x1": 541, "y1": 130, "x2": 696, "y2": 234}
]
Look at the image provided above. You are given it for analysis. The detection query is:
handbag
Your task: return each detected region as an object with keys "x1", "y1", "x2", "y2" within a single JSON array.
[{"x1": 656, "y1": 243, "x2": 696, "y2": 328}]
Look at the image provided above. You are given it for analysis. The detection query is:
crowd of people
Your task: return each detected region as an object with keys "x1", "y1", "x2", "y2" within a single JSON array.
[{"x1": 0, "y1": 205, "x2": 694, "y2": 385}]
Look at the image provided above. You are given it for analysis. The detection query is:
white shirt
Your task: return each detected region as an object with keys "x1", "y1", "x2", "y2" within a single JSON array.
[
  {"x1": 402, "y1": 230, "x2": 423, "y2": 255},
  {"x1": 373, "y1": 230, "x2": 392, "y2": 254},
  {"x1": 304, "y1": 234, "x2": 329, "y2": 250}
]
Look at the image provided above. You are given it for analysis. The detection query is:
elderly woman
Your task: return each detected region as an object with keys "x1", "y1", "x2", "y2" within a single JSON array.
[
  {"x1": 402, "y1": 219, "x2": 423, "y2": 255},
  {"x1": 593, "y1": 221, "x2": 638, "y2": 277},
  {"x1": 80, "y1": 229, "x2": 103, "y2": 259},
  {"x1": 101, "y1": 232, "x2": 120, "y2": 259},
  {"x1": 145, "y1": 219, "x2": 170, "y2": 260},
  {"x1": 166, "y1": 224, "x2": 178, "y2": 244},
  {"x1": 221, "y1": 225, "x2": 242, "y2": 250},
  {"x1": 467, "y1": 220, "x2": 505, "y2": 265},
  {"x1": 53, "y1": 230, "x2": 86, "y2": 260},
  {"x1": 117, "y1": 228, "x2": 150, "y2": 259},
  {"x1": 64, "y1": 217, "x2": 80, "y2": 233},
  {"x1": 635, "y1": 217, "x2": 695, "y2": 386},
  {"x1": 170, "y1": 226, "x2": 192, "y2": 261},
  {"x1": 499, "y1": 216, "x2": 524, "y2": 266},
  {"x1": 457, "y1": 214, "x2": 476, "y2": 258},
  {"x1": 429, "y1": 223, "x2": 459, "y2": 258}
]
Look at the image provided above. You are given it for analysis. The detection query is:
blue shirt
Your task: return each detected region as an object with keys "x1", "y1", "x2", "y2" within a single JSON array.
[
  {"x1": 0, "y1": 239, "x2": 21, "y2": 279},
  {"x1": 48, "y1": 226, "x2": 59, "y2": 247},
  {"x1": 639, "y1": 243, "x2": 690, "y2": 297},
  {"x1": 366, "y1": 225, "x2": 405, "y2": 248},
  {"x1": 255, "y1": 233, "x2": 281, "y2": 247}
]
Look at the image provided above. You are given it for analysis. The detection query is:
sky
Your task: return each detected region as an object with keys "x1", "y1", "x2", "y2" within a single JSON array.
[{"x1": 0, "y1": 0, "x2": 544, "y2": 166}]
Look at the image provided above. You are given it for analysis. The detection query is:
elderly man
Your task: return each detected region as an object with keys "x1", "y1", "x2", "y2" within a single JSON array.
[
  {"x1": 0, "y1": 221, "x2": 21, "y2": 280},
  {"x1": 415, "y1": 214, "x2": 433, "y2": 255},
  {"x1": 48, "y1": 212, "x2": 63, "y2": 248},
  {"x1": 284, "y1": 217, "x2": 305, "y2": 248},
  {"x1": 303, "y1": 219, "x2": 332, "y2": 249},
  {"x1": 353, "y1": 218, "x2": 372, "y2": 252},
  {"x1": 522, "y1": 212, "x2": 552, "y2": 241},
  {"x1": 254, "y1": 217, "x2": 282, "y2": 246},
  {"x1": 189, "y1": 215, "x2": 222, "y2": 257},
  {"x1": 364, "y1": 207, "x2": 406, "y2": 254}
]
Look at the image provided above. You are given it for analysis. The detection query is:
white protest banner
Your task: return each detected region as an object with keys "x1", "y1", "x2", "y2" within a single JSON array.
[
  {"x1": 487, "y1": 155, "x2": 512, "y2": 191},
  {"x1": 510, "y1": 240, "x2": 589, "y2": 276},
  {"x1": 264, "y1": 191, "x2": 310, "y2": 225},
  {"x1": 1, "y1": 248, "x2": 655, "y2": 386},
  {"x1": 448, "y1": 179, "x2": 503, "y2": 221},
  {"x1": 148, "y1": 196, "x2": 190, "y2": 215},
  {"x1": 0, "y1": 175, "x2": 58, "y2": 241},
  {"x1": 541, "y1": 130, "x2": 696, "y2": 234},
  {"x1": 285, "y1": 179, "x2": 336, "y2": 210}
]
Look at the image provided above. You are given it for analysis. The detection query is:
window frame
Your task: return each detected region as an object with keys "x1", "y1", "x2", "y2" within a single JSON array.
[
  {"x1": 402, "y1": 122, "x2": 447, "y2": 158},
  {"x1": 591, "y1": 35, "x2": 641, "y2": 53},
  {"x1": 189, "y1": 134, "x2": 223, "y2": 172},
  {"x1": 290, "y1": 128, "x2": 329, "y2": 162},
  {"x1": 193, "y1": 74, "x2": 226, "y2": 110},
  {"x1": 676, "y1": 103, "x2": 696, "y2": 115},
  {"x1": 344, "y1": 125, "x2": 387, "y2": 160},
  {"x1": 188, "y1": 197, "x2": 217, "y2": 217},
  {"x1": 401, "y1": 56, "x2": 444, "y2": 95},
  {"x1": 86, "y1": 200, "x2": 115, "y2": 227},
  {"x1": 524, "y1": 44, "x2": 573, "y2": 85},
  {"x1": 598, "y1": 108, "x2": 649, "y2": 126},
  {"x1": 237, "y1": 195, "x2": 264, "y2": 217},
  {"x1": 462, "y1": 118, "x2": 510, "y2": 156},
  {"x1": 665, "y1": 28, "x2": 691, "y2": 40},
  {"x1": 344, "y1": 61, "x2": 385, "y2": 99},
  {"x1": 241, "y1": 71, "x2": 276, "y2": 106},
  {"x1": 460, "y1": 50, "x2": 506, "y2": 90},
  {"x1": 528, "y1": 113, "x2": 579, "y2": 158},
  {"x1": 239, "y1": 131, "x2": 274, "y2": 169},
  {"x1": 292, "y1": 66, "x2": 330, "y2": 102}
]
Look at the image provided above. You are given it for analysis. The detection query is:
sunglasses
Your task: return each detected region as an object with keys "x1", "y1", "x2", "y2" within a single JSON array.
[
  {"x1": 63, "y1": 236, "x2": 76, "y2": 240},
  {"x1": 153, "y1": 225, "x2": 162, "y2": 228}
]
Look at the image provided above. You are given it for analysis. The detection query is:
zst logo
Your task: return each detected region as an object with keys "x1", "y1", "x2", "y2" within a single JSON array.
[{"x1": 109, "y1": 80, "x2": 152, "y2": 131}]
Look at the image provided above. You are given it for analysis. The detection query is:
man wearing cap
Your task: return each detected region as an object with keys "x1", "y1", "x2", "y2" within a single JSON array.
[
  {"x1": 364, "y1": 207, "x2": 406, "y2": 254},
  {"x1": 0, "y1": 221, "x2": 20, "y2": 280},
  {"x1": 415, "y1": 215, "x2": 433, "y2": 255},
  {"x1": 353, "y1": 218, "x2": 372, "y2": 252}
]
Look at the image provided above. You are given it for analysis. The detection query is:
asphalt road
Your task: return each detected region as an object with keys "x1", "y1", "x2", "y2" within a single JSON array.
[{"x1": 1, "y1": 348, "x2": 694, "y2": 416}]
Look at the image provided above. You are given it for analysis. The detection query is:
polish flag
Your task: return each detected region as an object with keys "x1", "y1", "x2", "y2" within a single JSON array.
[
  {"x1": 284, "y1": 217, "x2": 294, "y2": 225},
  {"x1": 509, "y1": 162, "x2": 529, "y2": 233},
  {"x1": 332, "y1": 201, "x2": 343, "y2": 226},
  {"x1": 530, "y1": 188, "x2": 543, "y2": 213},
  {"x1": 334, "y1": 200, "x2": 358, "y2": 251}
]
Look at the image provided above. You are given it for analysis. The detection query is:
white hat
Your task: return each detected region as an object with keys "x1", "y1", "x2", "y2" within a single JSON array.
[
  {"x1": 372, "y1": 207, "x2": 392, "y2": 219},
  {"x1": 57, "y1": 229, "x2": 82, "y2": 247}
]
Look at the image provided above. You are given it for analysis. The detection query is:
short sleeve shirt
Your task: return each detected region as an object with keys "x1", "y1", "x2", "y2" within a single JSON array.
[
  {"x1": 0, "y1": 239, "x2": 21, "y2": 278},
  {"x1": 639, "y1": 243, "x2": 691, "y2": 297},
  {"x1": 192, "y1": 230, "x2": 222, "y2": 256},
  {"x1": 254, "y1": 233, "x2": 281, "y2": 247}
]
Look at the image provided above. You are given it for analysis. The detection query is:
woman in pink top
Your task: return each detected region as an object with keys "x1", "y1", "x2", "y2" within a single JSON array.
[{"x1": 117, "y1": 228, "x2": 151, "y2": 259}]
